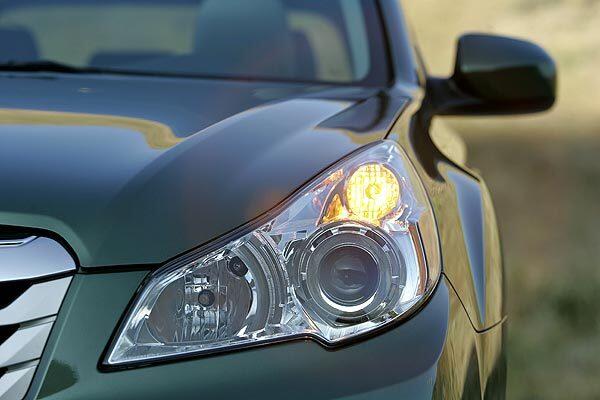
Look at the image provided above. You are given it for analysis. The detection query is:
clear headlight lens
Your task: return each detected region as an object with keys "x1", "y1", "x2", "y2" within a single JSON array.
[{"x1": 106, "y1": 140, "x2": 440, "y2": 366}]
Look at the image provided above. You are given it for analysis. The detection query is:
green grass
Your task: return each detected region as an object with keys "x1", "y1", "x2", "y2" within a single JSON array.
[{"x1": 463, "y1": 132, "x2": 600, "y2": 399}]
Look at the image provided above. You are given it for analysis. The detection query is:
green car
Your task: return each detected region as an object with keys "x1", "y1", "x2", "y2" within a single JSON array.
[{"x1": 0, "y1": 0, "x2": 555, "y2": 399}]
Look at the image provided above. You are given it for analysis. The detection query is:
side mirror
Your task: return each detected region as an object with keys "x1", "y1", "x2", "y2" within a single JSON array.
[{"x1": 428, "y1": 33, "x2": 557, "y2": 116}]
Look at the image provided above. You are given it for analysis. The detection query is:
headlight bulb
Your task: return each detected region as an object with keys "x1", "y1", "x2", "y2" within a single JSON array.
[{"x1": 346, "y1": 163, "x2": 400, "y2": 224}]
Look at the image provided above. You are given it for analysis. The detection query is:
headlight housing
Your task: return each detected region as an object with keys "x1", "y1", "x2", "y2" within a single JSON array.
[{"x1": 105, "y1": 140, "x2": 440, "y2": 366}]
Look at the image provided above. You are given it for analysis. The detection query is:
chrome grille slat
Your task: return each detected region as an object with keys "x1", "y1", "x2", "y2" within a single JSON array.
[
  {"x1": 0, "y1": 237, "x2": 36, "y2": 248},
  {"x1": 0, "y1": 321, "x2": 53, "y2": 368},
  {"x1": 0, "y1": 278, "x2": 71, "y2": 326},
  {"x1": 0, "y1": 235, "x2": 74, "y2": 400},
  {"x1": 0, "y1": 237, "x2": 75, "y2": 282},
  {"x1": 0, "y1": 363, "x2": 37, "y2": 400}
]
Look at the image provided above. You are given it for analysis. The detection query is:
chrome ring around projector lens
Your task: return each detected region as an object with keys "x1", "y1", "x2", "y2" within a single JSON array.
[{"x1": 295, "y1": 222, "x2": 406, "y2": 324}]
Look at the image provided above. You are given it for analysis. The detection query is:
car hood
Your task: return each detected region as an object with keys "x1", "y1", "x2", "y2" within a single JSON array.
[{"x1": 0, "y1": 73, "x2": 408, "y2": 267}]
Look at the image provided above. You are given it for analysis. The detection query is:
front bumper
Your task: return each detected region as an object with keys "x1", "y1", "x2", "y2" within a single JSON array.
[{"x1": 24, "y1": 272, "x2": 503, "y2": 400}]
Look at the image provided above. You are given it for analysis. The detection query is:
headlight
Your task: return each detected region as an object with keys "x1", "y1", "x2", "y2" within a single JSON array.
[{"x1": 105, "y1": 140, "x2": 440, "y2": 366}]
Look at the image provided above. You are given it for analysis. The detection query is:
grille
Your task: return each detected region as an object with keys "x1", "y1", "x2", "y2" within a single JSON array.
[{"x1": 0, "y1": 236, "x2": 75, "y2": 400}]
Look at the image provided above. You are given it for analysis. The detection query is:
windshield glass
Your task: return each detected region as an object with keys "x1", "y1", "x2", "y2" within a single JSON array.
[{"x1": 0, "y1": 0, "x2": 389, "y2": 85}]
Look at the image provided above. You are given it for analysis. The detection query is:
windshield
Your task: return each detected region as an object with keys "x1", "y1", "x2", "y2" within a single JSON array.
[{"x1": 0, "y1": 0, "x2": 390, "y2": 85}]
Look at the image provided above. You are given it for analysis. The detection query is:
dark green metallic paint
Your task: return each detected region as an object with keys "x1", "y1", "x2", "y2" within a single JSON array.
[
  {"x1": 0, "y1": 75, "x2": 407, "y2": 267},
  {"x1": 30, "y1": 271, "x2": 448, "y2": 399},
  {"x1": 0, "y1": 0, "x2": 560, "y2": 397},
  {"x1": 26, "y1": 272, "x2": 504, "y2": 400},
  {"x1": 454, "y1": 34, "x2": 557, "y2": 108},
  {"x1": 427, "y1": 33, "x2": 557, "y2": 116}
]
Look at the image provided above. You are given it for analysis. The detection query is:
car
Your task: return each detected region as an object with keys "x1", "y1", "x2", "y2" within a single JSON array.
[{"x1": 0, "y1": 0, "x2": 556, "y2": 399}]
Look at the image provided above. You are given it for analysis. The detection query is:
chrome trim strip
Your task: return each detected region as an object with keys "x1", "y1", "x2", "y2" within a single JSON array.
[
  {"x1": 0, "y1": 278, "x2": 72, "y2": 326},
  {"x1": 0, "y1": 237, "x2": 75, "y2": 282},
  {"x1": 0, "y1": 321, "x2": 53, "y2": 368},
  {"x1": 0, "y1": 237, "x2": 36, "y2": 249},
  {"x1": 0, "y1": 363, "x2": 37, "y2": 400}
]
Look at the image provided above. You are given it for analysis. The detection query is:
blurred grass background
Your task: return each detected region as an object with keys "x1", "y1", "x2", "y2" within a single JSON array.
[{"x1": 403, "y1": 0, "x2": 600, "y2": 398}]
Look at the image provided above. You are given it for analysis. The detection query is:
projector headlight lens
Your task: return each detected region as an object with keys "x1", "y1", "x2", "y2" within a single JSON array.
[{"x1": 105, "y1": 141, "x2": 440, "y2": 366}]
